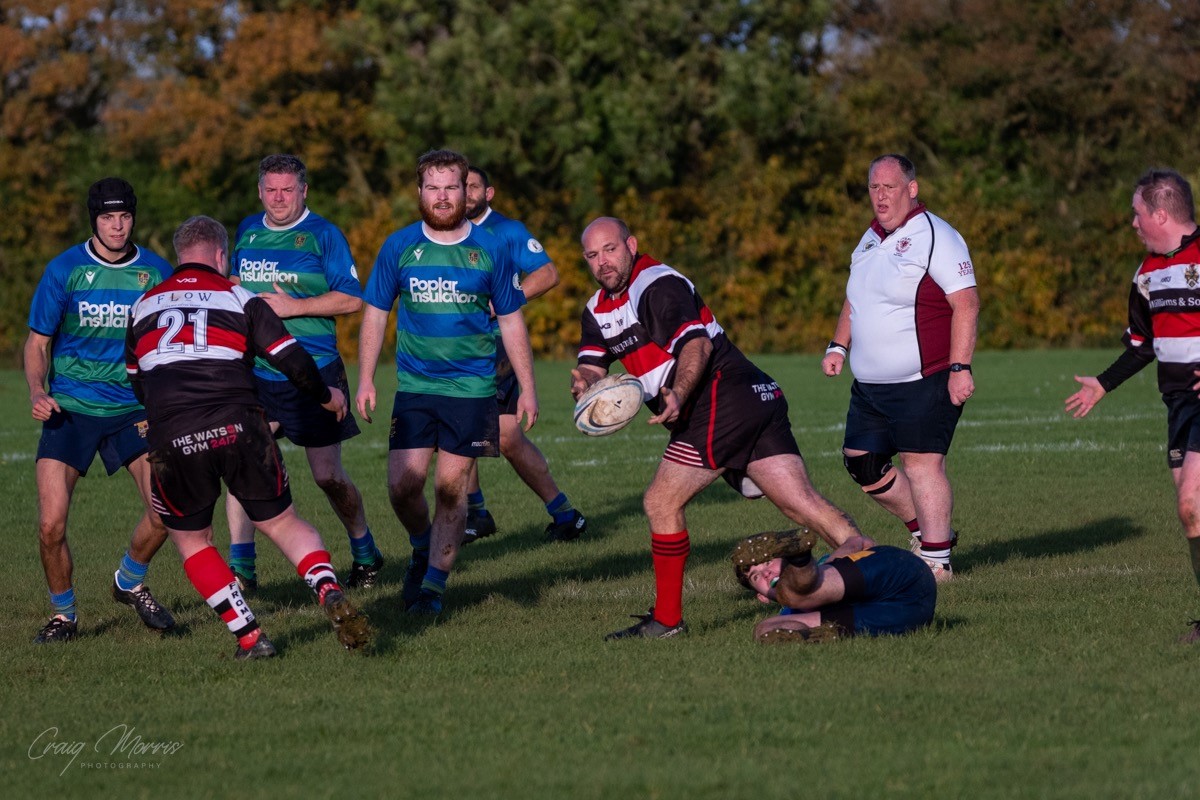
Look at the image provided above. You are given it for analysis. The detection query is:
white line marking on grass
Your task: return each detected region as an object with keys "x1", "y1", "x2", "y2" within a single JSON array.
[
  {"x1": 963, "y1": 439, "x2": 1139, "y2": 454},
  {"x1": 1, "y1": 452, "x2": 34, "y2": 463}
]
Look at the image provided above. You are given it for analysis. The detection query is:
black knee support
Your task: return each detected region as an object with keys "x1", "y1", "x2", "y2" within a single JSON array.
[{"x1": 843, "y1": 452, "x2": 895, "y2": 492}]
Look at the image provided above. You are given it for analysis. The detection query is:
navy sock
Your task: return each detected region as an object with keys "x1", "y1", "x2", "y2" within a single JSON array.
[{"x1": 468, "y1": 490, "x2": 487, "y2": 516}]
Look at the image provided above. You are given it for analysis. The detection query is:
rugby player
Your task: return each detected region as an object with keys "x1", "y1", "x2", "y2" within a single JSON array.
[
  {"x1": 821, "y1": 154, "x2": 978, "y2": 582},
  {"x1": 125, "y1": 215, "x2": 371, "y2": 659},
  {"x1": 574, "y1": 217, "x2": 865, "y2": 640},
  {"x1": 225, "y1": 155, "x2": 381, "y2": 593},
  {"x1": 1066, "y1": 168, "x2": 1200, "y2": 643},
  {"x1": 356, "y1": 150, "x2": 536, "y2": 615},
  {"x1": 732, "y1": 529, "x2": 936, "y2": 643},
  {"x1": 461, "y1": 166, "x2": 587, "y2": 545},
  {"x1": 25, "y1": 177, "x2": 176, "y2": 643}
]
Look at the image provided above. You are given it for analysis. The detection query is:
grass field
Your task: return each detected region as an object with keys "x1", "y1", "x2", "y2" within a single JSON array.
[{"x1": 2, "y1": 350, "x2": 1199, "y2": 799}]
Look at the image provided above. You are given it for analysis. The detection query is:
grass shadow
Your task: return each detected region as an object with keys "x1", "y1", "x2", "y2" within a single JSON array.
[{"x1": 956, "y1": 515, "x2": 1145, "y2": 574}]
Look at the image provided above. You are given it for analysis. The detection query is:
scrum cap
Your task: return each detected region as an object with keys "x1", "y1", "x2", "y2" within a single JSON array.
[{"x1": 87, "y1": 177, "x2": 137, "y2": 232}]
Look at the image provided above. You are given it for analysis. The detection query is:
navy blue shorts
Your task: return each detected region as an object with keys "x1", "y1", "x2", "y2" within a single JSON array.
[
  {"x1": 37, "y1": 407, "x2": 149, "y2": 476},
  {"x1": 810, "y1": 546, "x2": 936, "y2": 636},
  {"x1": 843, "y1": 371, "x2": 962, "y2": 456},
  {"x1": 388, "y1": 392, "x2": 499, "y2": 458},
  {"x1": 1164, "y1": 392, "x2": 1200, "y2": 469},
  {"x1": 494, "y1": 337, "x2": 521, "y2": 415},
  {"x1": 663, "y1": 367, "x2": 801, "y2": 471},
  {"x1": 256, "y1": 359, "x2": 360, "y2": 448}
]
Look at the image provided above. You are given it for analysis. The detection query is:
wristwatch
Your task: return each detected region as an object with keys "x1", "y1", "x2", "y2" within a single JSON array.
[{"x1": 949, "y1": 363, "x2": 972, "y2": 373}]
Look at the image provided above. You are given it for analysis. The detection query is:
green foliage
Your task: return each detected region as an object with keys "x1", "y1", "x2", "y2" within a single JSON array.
[
  {"x1": 3, "y1": 1, "x2": 1200, "y2": 362},
  {"x1": 3, "y1": 352, "x2": 1200, "y2": 798}
]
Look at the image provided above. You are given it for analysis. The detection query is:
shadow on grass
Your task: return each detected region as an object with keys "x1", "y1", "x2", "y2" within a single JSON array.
[{"x1": 956, "y1": 515, "x2": 1145, "y2": 575}]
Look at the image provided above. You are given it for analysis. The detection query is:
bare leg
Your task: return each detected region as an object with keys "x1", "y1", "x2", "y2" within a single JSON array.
[
  {"x1": 125, "y1": 454, "x2": 169, "y2": 564},
  {"x1": 842, "y1": 447, "x2": 919, "y2": 525},
  {"x1": 306, "y1": 443, "x2": 369, "y2": 538},
  {"x1": 387, "y1": 448, "x2": 436, "y2": 536},
  {"x1": 897, "y1": 451, "x2": 954, "y2": 543},
  {"x1": 746, "y1": 454, "x2": 862, "y2": 548},
  {"x1": 35, "y1": 459, "x2": 79, "y2": 593},
  {"x1": 498, "y1": 414, "x2": 561, "y2": 503},
  {"x1": 428, "y1": 451, "x2": 475, "y2": 572}
]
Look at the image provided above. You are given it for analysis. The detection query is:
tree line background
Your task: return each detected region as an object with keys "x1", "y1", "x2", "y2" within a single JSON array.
[{"x1": 3, "y1": 0, "x2": 1198, "y2": 363}]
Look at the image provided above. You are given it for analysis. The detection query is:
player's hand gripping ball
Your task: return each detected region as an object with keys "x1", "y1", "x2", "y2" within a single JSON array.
[{"x1": 573, "y1": 374, "x2": 644, "y2": 436}]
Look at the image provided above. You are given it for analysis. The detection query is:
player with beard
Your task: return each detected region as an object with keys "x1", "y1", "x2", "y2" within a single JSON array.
[
  {"x1": 356, "y1": 150, "x2": 536, "y2": 614},
  {"x1": 25, "y1": 177, "x2": 176, "y2": 643},
  {"x1": 574, "y1": 217, "x2": 865, "y2": 639},
  {"x1": 459, "y1": 166, "x2": 587, "y2": 545}
]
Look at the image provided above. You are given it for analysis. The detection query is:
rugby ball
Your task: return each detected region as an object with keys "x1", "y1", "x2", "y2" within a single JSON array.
[{"x1": 574, "y1": 374, "x2": 644, "y2": 436}]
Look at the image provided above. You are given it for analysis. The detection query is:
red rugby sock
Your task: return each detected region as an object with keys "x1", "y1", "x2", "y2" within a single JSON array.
[{"x1": 651, "y1": 530, "x2": 690, "y2": 627}]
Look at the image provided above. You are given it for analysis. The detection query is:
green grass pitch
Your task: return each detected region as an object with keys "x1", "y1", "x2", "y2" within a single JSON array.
[{"x1": 2, "y1": 350, "x2": 1198, "y2": 798}]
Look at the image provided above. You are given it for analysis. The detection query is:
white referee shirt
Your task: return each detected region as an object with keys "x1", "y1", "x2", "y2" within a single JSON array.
[{"x1": 845, "y1": 205, "x2": 976, "y2": 383}]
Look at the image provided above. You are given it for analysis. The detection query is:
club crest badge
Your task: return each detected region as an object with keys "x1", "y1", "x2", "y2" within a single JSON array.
[
  {"x1": 294, "y1": 234, "x2": 307, "y2": 248},
  {"x1": 894, "y1": 237, "x2": 912, "y2": 255},
  {"x1": 1186, "y1": 264, "x2": 1199, "y2": 288},
  {"x1": 136, "y1": 420, "x2": 149, "y2": 438},
  {"x1": 468, "y1": 250, "x2": 480, "y2": 266},
  {"x1": 137, "y1": 271, "x2": 150, "y2": 287}
]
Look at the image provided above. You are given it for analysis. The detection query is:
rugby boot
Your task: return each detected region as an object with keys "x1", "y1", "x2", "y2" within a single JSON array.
[
  {"x1": 405, "y1": 588, "x2": 443, "y2": 616},
  {"x1": 234, "y1": 632, "x2": 277, "y2": 661},
  {"x1": 401, "y1": 550, "x2": 429, "y2": 608},
  {"x1": 604, "y1": 609, "x2": 687, "y2": 641},
  {"x1": 1178, "y1": 620, "x2": 1200, "y2": 644},
  {"x1": 729, "y1": 528, "x2": 818, "y2": 570},
  {"x1": 918, "y1": 558, "x2": 954, "y2": 584},
  {"x1": 346, "y1": 552, "x2": 384, "y2": 589},
  {"x1": 33, "y1": 615, "x2": 78, "y2": 644},
  {"x1": 755, "y1": 620, "x2": 842, "y2": 645},
  {"x1": 321, "y1": 589, "x2": 373, "y2": 650},
  {"x1": 545, "y1": 510, "x2": 587, "y2": 542},
  {"x1": 112, "y1": 579, "x2": 176, "y2": 631},
  {"x1": 232, "y1": 569, "x2": 258, "y2": 596},
  {"x1": 462, "y1": 510, "x2": 497, "y2": 545}
]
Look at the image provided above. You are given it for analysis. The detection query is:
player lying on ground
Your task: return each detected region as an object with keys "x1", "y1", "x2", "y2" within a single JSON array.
[{"x1": 731, "y1": 529, "x2": 936, "y2": 643}]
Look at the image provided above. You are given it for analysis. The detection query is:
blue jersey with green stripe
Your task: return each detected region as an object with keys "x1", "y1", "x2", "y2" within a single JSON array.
[
  {"x1": 28, "y1": 241, "x2": 172, "y2": 416},
  {"x1": 365, "y1": 221, "x2": 526, "y2": 398},
  {"x1": 232, "y1": 208, "x2": 362, "y2": 381},
  {"x1": 474, "y1": 208, "x2": 551, "y2": 335}
]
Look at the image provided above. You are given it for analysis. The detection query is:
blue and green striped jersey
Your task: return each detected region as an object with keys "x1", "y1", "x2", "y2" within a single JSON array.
[
  {"x1": 474, "y1": 208, "x2": 551, "y2": 335},
  {"x1": 28, "y1": 241, "x2": 172, "y2": 416},
  {"x1": 365, "y1": 221, "x2": 526, "y2": 398},
  {"x1": 232, "y1": 208, "x2": 362, "y2": 381}
]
